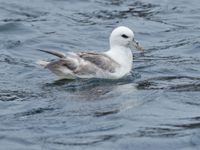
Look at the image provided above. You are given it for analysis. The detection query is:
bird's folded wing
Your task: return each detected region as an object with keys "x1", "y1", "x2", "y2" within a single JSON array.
[
  {"x1": 46, "y1": 58, "x2": 77, "y2": 70},
  {"x1": 36, "y1": 49, "x2": 66, "y2": 58},
  {"x1": 78, "y1": 52, "x2": 120, "y2": 73}
]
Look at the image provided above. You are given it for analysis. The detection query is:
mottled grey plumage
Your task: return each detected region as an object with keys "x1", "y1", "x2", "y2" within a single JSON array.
[
  {"x1": 78, "y1": 52, "x2": 119, "y2": 73},
  {"x1": 46, "y1": 59, "x2": 77, "y2": 71},
  {"x1": 36, "y1": 49, "x2": 120, "y2": 78}
]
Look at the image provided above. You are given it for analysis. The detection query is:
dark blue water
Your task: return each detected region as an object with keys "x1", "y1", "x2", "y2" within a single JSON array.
[{"x1": 0, "y1": 0, "x2": 200, "y2": 149}]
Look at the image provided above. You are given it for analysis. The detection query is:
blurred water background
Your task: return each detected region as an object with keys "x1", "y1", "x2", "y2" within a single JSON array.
[{"x1": 0, "y1": 0, "x2": 200, "y2": 149}]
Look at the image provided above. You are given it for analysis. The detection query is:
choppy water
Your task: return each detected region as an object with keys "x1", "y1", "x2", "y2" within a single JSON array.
[{"x1": 0, "y1": 0, "x2": 200, "y2": 149}]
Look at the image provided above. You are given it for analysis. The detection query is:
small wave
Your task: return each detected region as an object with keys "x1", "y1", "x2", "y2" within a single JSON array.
[
  {"x1": 0, "y1": 90, "x2": 37, "y2": 101},
  {"x1": 136, "y1": 76, "x2": 200, "y2": 91},
  {"x1": 0, "y1": 54, "x2": 35, "y2": 67},
  {"x1": 15, "y1": 107, "x2": 55, "y2": 117}
]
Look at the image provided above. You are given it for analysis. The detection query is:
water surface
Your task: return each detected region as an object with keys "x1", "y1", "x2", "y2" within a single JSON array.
[{"x1": 0, "y1": 0, "x2": 200, "y2": 149}]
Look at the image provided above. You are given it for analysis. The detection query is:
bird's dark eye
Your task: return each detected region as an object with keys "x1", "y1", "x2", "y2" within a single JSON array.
[{"x1": 121, "y1": 34, "x2": 129, "y2": 38}]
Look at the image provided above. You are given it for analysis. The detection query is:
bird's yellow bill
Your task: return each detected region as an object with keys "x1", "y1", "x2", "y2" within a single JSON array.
[{"x1": 131, "y1": 39, "x2": 144, "y2": 51}]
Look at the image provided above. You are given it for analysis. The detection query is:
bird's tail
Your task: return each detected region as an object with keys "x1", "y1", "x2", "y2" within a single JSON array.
[{"x1": 36, "y1": 60, "x2": 50, "y2": 67}]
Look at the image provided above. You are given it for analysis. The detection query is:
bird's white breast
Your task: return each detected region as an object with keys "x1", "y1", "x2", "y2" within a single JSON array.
[{"x1": 105, "y1": 46, "x2": 133, "y2": 78}]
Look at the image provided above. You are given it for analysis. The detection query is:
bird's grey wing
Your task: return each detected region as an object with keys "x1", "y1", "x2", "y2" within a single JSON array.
[
  {"x1": 45, "y1": 58, "x2": 99, "y2": 77},
  {"x1": 46, "y1": 58, "x2": 77, "y2": 71},
  {"x1": 78, "y1": 52, "x2": 120, "y2": 73},
  {"x1": 36, "y1": 49, "x2": 66, "y2": 58}
]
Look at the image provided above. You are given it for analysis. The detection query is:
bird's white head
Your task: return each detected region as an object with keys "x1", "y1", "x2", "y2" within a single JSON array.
[{"x1": 109, "y1": 26, "x2": 143, "y2": 51}]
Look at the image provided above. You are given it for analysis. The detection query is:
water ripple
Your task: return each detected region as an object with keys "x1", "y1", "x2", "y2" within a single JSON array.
[{"x1": 0, "y1": 0, "x2": 200, "y2": 149}]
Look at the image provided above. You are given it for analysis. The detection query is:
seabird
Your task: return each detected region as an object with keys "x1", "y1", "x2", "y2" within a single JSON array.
[{"x1": 36, "y1": 26, "x2": 143, "y2": 79}]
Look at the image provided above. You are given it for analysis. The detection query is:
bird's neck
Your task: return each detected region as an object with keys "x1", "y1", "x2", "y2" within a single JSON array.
[{"x1": 106, "y1": 46, "x2": 133, "y2": 66}]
